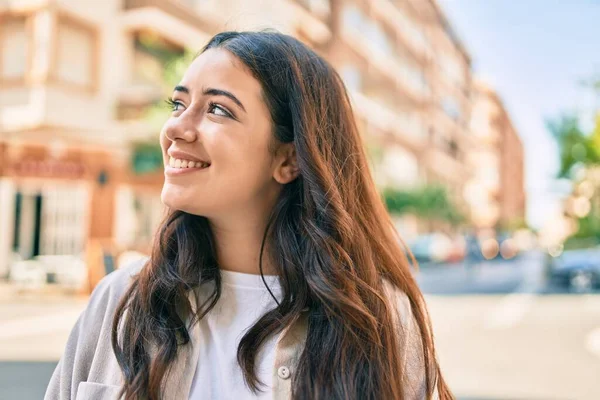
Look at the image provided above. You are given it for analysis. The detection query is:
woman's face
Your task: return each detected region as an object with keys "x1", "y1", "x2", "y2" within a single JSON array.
[{"x1": 160, "y1": 48, "x2": 288, "y2": 218}]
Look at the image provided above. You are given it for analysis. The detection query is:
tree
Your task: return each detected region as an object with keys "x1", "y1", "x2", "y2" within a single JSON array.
[
  {"x1": 547, "y1": 115, "x2": 600, "y2": 179},
  {"x1": 382, "y1": 184, "x2": 464, "y2": 226},
  {"x1": 549, "y1": 96, "x2": 600, "y2": 241}
]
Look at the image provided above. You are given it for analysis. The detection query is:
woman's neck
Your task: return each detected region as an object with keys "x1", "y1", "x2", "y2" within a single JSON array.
[{"x1": 209, "y1": 217, "x2": 278, "y2": 276}]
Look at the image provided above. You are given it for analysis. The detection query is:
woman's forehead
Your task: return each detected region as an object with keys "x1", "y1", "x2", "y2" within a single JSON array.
[{"x1": 180, "y1": 48, "x2": 262, "y2": 99}]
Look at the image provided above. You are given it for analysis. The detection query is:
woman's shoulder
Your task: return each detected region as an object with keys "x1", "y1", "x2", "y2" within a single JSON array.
[
  {"x1": 381, "y1": 278, "x2": 435, "y2": 399},
  {"x1": 87, "y1": 257, "x2": 148, "y2": 311},
  {"x1": 381, "y1": 278, "x2": 415, "y2": 326}
]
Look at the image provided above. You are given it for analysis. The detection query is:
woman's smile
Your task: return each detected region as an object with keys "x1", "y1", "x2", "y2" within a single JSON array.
[
  {"x1": 164, "y1": 156, "x2": 211, "y2": 177},
  {"x1": 164, "y1": 164, "x2": 211, "y2": 177}
]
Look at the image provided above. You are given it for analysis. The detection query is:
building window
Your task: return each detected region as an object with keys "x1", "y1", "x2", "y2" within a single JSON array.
[
  {"x1": 0, "y1": 14, "x2": 30, "y2": 82},
  {"x1": 393, "y1": 5, "x2": 430, "y2": 55},
  {"x1": 397, "y1": 58, "x2": 429, "y2": 97},
  {"x1": 367, "y1": 22, "x2": 392, "y2": 57},
  {"x1": 439, "y1": 51, "x2": 465, "y2": 88},
  {"x1": 447, "y1": 138, "x2": 460, "y2": 160},
  {"x1": 340, "y1": 65, "x2": 362, "y2": 92},
  {"x1": 381, "y1": 145, "x2": 420, "y2": 187},
  {"x1": 295, "y1": 0, "x2": 331, "y2": 19},
  {"x1": 342, "y1": 5, "x2": 363, "y2": 29},
  {"x1": 398, "y1": 109, "x2": 424, "y2": 139},
  {"x1": 53, "y1": 13, "x2": 97, "y2": 90},
  {"x1": 441, "y1": 96, "x2": 461, "y2": 120}
]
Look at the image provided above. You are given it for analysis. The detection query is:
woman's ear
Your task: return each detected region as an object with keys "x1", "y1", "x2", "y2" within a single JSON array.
[{"x1": 273, "y1": 143, "x2": 299, "y2": 184}]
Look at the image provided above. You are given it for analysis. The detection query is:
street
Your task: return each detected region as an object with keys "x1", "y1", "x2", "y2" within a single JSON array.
[
  {"x1": 1, "y1": 252, "x2": 599, "y2": 399},
  {"x1": 418, "y1": 251, "x2": 600, "y2": 400}
]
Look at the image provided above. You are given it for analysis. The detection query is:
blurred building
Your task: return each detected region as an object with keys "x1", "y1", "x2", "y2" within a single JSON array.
[
  {"x1": 288, "y1": 0, "x2": 474, "y2": 237},
  {"x1": 0, "y1": 0, "x2": 502, "y2": 279},
  {"x1": 0, "y1": 0, "x2": 218, "y2": 277},
  {"x1": 466, "y1": 80, "x2": 525, "y2": 231}
]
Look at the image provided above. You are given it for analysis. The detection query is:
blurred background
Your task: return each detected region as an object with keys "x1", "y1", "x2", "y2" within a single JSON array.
[{"x1": 0, "y1": 0, "x2": 599, "y2": 399}]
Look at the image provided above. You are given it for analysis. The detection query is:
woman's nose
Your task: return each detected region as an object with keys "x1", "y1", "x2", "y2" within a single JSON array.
[{"x1": 164, "y1": 114, "x2": 199, "y2": 143}]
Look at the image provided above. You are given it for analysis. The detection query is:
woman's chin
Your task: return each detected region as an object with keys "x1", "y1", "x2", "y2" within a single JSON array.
[
  {"x1": 161, "y1": 188, "x2": 191, "y2": 211},
  {"x1": 160, "y1": 191, "x2": 210, "y2": 217}
]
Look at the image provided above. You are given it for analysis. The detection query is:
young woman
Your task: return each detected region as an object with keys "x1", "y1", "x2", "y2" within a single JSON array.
[{"x1": 45, "y1": 31, "x2": 452, "y2": 400}]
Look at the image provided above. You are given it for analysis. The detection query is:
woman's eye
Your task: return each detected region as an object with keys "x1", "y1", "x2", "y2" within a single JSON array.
[
  {"x1": 208, "y1": 102, "x2": 232, "y2": 118},
  {"x1": 166, "y1": 98, "x2": 184, "y2": 112}
]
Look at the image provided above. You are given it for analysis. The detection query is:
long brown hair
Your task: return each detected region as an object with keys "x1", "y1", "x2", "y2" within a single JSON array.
[{"x1": 111, "y1": 31, "x2": 453, "y2": 400}]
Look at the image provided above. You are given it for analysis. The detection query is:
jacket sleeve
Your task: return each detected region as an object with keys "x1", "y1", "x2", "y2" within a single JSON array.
[
  {"x1": 384, "y1": 280, "x2": 440, "y2": 400},
  {"x1": 44, "y1": 268, "x2": 127, "y2": 400}
]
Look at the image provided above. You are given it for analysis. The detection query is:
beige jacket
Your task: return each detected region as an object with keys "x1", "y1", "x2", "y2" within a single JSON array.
[{"x1": 44, "y1": 259, "x2": 433, "y2": 400}]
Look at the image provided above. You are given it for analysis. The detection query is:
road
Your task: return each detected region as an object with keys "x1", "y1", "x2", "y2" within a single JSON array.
[
  {"x1": 1, "y1": 251, "x2": 599, "y2": 399},
  {"x1": 418, "y1": 251, "x2": 600, "y2": 400}
]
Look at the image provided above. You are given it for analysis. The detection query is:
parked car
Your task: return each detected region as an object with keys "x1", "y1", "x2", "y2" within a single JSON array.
[
  {"x1": 408, "y1": 233, "x2": 464, "y2": 265},
  {"x1": 547, "y1": 248, "x2": 600, "y2": 292},
  {"x1": 470, "y1": 232, "x2": 520, "y2": 262}
]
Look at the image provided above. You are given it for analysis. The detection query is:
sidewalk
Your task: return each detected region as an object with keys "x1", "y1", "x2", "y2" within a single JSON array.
[
  {"x1": 0, "y1": 281, "x2": 89, "y2": 362},
  {"x1": 0, "y1": 280, "x2": 89, "y2": 303}
]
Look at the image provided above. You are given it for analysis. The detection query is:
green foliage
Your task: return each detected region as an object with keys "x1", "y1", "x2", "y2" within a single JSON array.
[
  {"x1": 548, "y1": 115, "x2": 600, "y2": 178},
  {"x1": 573, "y1": 214, "x2": 600, "y2": 239},
  {"x1": 550, "y1": 109, "x2": 600, "y2": 242},
  {"x1": 382, "y1": 184, "x2": 465, "y2": 225}
]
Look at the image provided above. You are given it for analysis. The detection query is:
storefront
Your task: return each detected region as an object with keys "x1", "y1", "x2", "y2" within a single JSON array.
[{"x1": 0, "y1": 141, "x2": 116, "y2": 278}]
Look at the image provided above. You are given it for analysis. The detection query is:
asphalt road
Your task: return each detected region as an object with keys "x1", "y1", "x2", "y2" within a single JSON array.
[{"x1": 417, "y1": 252, "x2": 600, "y2": 399}]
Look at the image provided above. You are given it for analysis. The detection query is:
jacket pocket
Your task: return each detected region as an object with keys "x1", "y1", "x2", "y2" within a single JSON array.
[{"x1": 76, "y1": 382, "x2": 122, "y2": 400}]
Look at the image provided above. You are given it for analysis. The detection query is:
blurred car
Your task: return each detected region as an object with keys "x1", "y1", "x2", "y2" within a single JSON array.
[
  {"x1": 547, "y1": 248, "x2": 600, "y2": 292},
  {"x1": 497, "y1": 233, "x2": 519, "y2": 260},
  {"x1": 464, "y1": 234, "x2": 485, "y2": 262},
  {"x1": 472, "y1": 232, "x2": 520, "y2": 262},
  {"x1": 408, "y1": 233, "x2": 464, "y2": 265}
]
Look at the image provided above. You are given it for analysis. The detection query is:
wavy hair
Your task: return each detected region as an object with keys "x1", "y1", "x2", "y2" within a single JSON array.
[{"x1": 111, "y1": 31, "x2": 453, "y2": 400}]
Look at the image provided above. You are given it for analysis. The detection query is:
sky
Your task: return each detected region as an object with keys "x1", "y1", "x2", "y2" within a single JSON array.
[{"x1": 436, "y1": 0, "x2": 600, "y2": 230}]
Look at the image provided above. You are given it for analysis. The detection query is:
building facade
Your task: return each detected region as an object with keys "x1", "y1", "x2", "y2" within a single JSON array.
[
  {"x1": 0, "y1": 0, "x2": 218, "y2": 277},
  {"x1": 1, "y1": 0, "x2": 512, "y2": 279},
  {"x1": 466, "y1": 80, "x2": 525, "y2": 231}
]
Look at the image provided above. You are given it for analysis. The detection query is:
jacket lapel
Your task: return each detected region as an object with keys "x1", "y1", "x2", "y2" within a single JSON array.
[{"x1": 158, "y1": 289, "x2": 202, "y2": 399}]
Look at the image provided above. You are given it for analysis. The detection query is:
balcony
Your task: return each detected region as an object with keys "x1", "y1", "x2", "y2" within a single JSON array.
[
  {"x1": 289, "y1": 0, "x2": 332, "y2": 45},
  {"x1": 350, "y1": 91, "x2": 427, "y2": 152},
  {"x1": 124, "y1": 0, "x2": 218, "y2": 31},
  {"x1": 370, "y1": 0, "x2": 433, "y2": 63},
  {"x1": 340, "y1": 27, "x2": 428, "y2": 105},
  {"x1": 424, "y1": 146, "x2": 470, "y2": 184},
  {"x1": 122, "y1": 0, "x2": 218, "y2": 50},
  {"x1": 291, "y1": 0, "x2": 331, "y2": 20}
]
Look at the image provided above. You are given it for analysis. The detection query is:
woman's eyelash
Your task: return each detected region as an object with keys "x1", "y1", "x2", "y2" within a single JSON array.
[
  {"x1": 164, "y1": 98, "x2": 234, "y2": 119},
  {"x1": 208, "y1": 101, "x2": 233, "y2": 118},
  {"x1": 165, "y1": 98, "x2": 182, "y2": 111}
]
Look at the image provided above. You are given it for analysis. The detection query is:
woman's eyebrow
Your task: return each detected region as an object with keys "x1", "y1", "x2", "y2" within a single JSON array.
[
  {"x1": 202, "y1": 87, "x2": 246, "y2": 113},
  {"x1": 173, "y1": 85, "x2": 189, "y2": 94}
]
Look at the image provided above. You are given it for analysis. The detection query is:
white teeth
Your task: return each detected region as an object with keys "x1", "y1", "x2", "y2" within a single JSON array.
[{"x1": 169, "y1": 156, "x2": 209, "y2": 169}]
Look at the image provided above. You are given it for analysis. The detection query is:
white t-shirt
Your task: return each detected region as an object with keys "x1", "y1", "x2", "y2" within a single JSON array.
[{"x1": 188, "y1": 269, "x2": 283, "y2": 400}]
